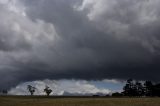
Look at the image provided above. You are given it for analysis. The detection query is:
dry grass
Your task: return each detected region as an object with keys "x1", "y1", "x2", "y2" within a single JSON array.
[{"x1": 0, "y1": 96, "x2": 160, "y2": 106}]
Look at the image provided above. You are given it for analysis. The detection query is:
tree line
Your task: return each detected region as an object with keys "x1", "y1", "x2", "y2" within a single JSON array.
[{"x1": 112, "y1": 79, "x2": 160, "y2": 97}]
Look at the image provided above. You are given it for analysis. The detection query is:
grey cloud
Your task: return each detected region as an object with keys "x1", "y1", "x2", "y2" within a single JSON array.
[
  {"x1": 77, "y1": 0, "x2": 160, "y2": 52},
  {"x1": 0, "y1": 0, "x2": 160, "y2": 89}
]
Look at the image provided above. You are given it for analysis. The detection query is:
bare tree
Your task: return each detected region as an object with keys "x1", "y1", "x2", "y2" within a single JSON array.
[
  {"x1": 27, "y1": 85, "x2": 36, "y2": 96},
  {"x1": 44, "y1": 86, "x2": 52, "y2": 96}
]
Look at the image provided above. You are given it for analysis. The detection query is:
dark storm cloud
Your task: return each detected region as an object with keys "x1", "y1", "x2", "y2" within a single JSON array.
[{"x1": 0, "y1": 0, "x2": 160, "y2": 89}]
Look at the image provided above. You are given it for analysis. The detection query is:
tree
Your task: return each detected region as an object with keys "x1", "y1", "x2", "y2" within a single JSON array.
[
  {"x1": 144, "y1": 81, "x2": 153, "y2": 96},
  {"x1": 2, "y1": 90, "x2": 8, "y2": 95},
  {"x1": 123, "y1": 79, "x2": 135, "y2": 96},
  {"x1": 27, "y1": 85, "x2": 36, "y2": 96},
  {"x1": 123, "y1": 79, "x2": 145, "y2": 96},
  {"x1": 153, "y1": 83, "x2": 160, "y2": 97},
  {"x1": 135, "y1": 81, "x2": 144, "y2": 96},
  {"x1": 44, "y1": 86, "x2": 52, "y2": 96}
]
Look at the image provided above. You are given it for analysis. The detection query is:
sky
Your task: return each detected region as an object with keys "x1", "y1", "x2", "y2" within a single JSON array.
[{"x1": 0, "y1": 0, "x2": 160, "y2": 95}]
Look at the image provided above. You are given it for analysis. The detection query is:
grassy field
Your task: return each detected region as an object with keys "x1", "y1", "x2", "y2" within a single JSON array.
[{"x1": 0, "y1": 96, "x2": 160, "y2": 106}]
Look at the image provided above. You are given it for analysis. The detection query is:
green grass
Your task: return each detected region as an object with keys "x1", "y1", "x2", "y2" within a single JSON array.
[{"x1": 0, "y1": 96, "x2": 160, "y2": 106}]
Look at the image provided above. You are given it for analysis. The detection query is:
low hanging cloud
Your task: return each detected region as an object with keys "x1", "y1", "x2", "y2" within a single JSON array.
[
  {"x1": 9, "y1": 80, "x2": 111, "y2": 96},
  {"x1": 0, "y1": 0, "x2": 160, "y2": 89}
]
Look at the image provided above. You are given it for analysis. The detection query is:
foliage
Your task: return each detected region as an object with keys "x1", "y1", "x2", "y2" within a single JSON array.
[
  {"x1": 44, "y1": 86, "x2": 52, "y2": 96},
  {"x1": 27, "y1": 85, "x2": 36, "y2": 96},
  {"x1": 123, "y1": 79, "x2": 160, "y2": 97}
]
